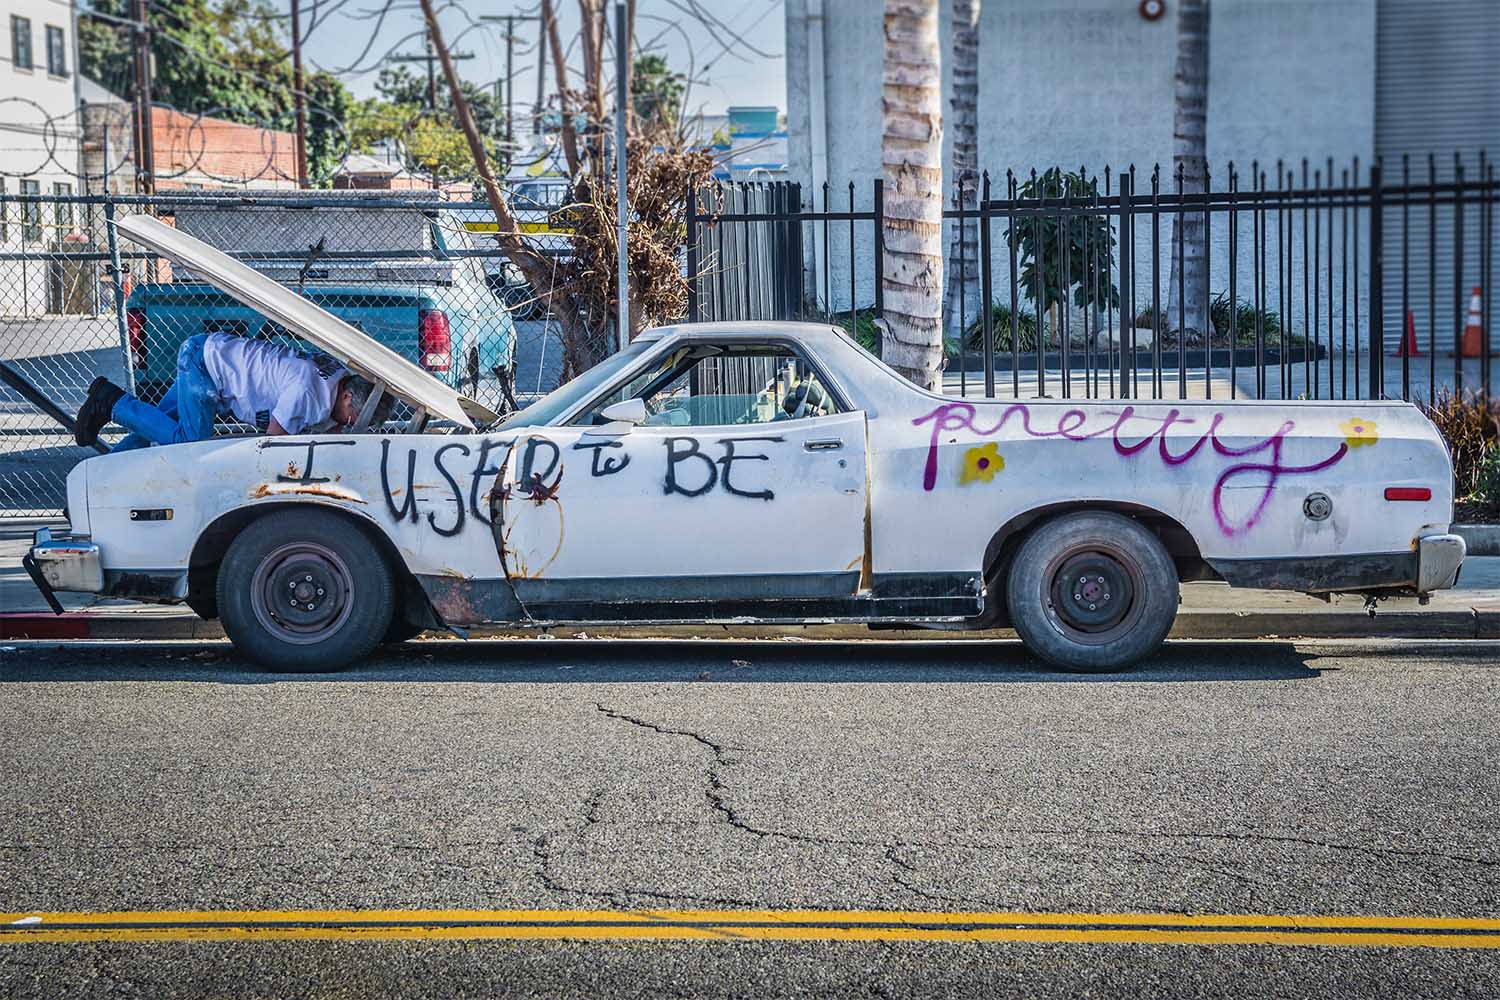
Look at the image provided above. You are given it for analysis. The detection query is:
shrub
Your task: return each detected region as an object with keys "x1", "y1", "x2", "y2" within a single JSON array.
[
  {"x1": 836, "y1": 308, "x2": 881, "y2": 356},
  {"x1": 1135, "y1": 295, "x2": 1292, "y2": 348},
  {"x1": 961, "y1": 304, "x2": 1040, "y2": 355},
  {"x1": 1417, "y1": 389, "x2": 1500, "y2": 501},
  {"x1": 1471, "y1": 449, "x2": 1500, "y2": 521},
  {"x1": 1211, "y1": 293, "x2": 1283, "y2": 345}
]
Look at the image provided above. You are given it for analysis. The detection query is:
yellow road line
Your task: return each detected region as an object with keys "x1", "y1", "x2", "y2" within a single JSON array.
[{"x1": 3, "y1": 908, "x2": 1499, "y2": 948}]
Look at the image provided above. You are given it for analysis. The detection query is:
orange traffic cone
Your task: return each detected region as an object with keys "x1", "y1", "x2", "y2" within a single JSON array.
[
  {"x1": 1391, "y1": 309, "x2": 1422, "y2": 357},
  {"x1": 1460, "y1": 287, "x2": 1484, "y2": 358}
]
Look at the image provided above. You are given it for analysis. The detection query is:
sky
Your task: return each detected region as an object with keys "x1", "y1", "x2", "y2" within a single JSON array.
[{"x1": 294, "y1": 0, "x2": 787, "y2": 118}]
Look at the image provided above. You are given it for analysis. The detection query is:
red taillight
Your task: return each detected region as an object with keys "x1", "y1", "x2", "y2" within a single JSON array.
[
  {"x1": 126, "y1": 308, "x2": 146, "y2": 369},
  {"x1": 418, "y1": 310, "x2": 451, "y2": 371},
  {"x1": 1384, "y1": 487, "x2": 1432, "y2": 502}
]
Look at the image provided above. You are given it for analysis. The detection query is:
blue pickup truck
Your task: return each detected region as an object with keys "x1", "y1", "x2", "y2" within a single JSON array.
[{"x1": 124, "y1": 199, "x2": 514, "y2": 406}]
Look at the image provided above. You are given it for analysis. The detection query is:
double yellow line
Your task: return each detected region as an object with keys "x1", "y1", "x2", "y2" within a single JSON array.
[{"x1": 4, "y1": 908, "x2": 1499, "y2": 948}]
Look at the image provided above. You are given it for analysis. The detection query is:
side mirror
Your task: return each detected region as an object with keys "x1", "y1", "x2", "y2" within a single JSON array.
[{"x1": 599, "y1": 398, "x2": 647, "y2": 425}]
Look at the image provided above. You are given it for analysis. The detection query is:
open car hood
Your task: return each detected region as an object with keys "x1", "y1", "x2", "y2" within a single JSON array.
[{"x1": 114, "y1": 214, "x2": 499, "y2": 430}]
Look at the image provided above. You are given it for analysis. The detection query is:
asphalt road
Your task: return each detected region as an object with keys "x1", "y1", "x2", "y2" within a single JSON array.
[{"x1": 1, "y1": 637, "x2": 1498, "y2": 998}]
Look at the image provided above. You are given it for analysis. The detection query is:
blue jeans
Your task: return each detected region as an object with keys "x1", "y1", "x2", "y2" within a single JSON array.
[{"x1": 111, "y1": 335, "x2": 221, "y2": 452}]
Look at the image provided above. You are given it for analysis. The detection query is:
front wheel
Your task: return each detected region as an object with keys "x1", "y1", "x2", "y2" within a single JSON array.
[
  {"x1": 1005, "y1": 511, "x2": 1178, "y2": 672},
  {"x1": 217, "y1": 510, "x2": 395, "y2": 672}
]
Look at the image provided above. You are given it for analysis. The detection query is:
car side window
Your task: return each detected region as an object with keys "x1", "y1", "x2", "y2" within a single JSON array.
[{"x1": 574, "y1": 344, "x2": 841, "y2": 427}]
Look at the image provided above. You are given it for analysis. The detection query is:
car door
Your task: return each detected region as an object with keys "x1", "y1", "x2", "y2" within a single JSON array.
[{"x1": 497, "y1": 344, "x2": 870, "y2": 616}]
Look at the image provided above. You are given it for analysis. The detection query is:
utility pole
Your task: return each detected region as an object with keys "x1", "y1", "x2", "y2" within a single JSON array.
[
  {"x1": 290, "y1": 0, "x2": 308, "y2": 187},
  {"x1": 129, "y1": 0, "x2": 155, "y2": 194},
  {"x1": 614, "y1": 0, "x2": 629, "y2": 348},
  {"x1": 505, "y1": 15, "x2": 515, "y2": 149},
  {"x1": 535, "y1": 15, "x2": 546, "y2": 139},
  {"x1": 390, "y1": 27, "x2": 473, "y2": 189},
  {"x1": 390, "y1": 31, "x2": 473, "y2": 112},
  {"x1": 478, "y1": 13, "x2": 541, "y2": 150},
  {"x1": 425, "y1": 35, "x2": 437, "y2": 109}
]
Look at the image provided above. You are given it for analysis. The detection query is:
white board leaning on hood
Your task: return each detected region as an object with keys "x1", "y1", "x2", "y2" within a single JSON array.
[{"x1": 112, "y1": 214, "x2": 499, "y2": 431}]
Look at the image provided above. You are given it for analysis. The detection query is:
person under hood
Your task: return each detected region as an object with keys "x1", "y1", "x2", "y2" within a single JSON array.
[{"x1": 74, "y1": 333, "x2": 392, "y2": 451}]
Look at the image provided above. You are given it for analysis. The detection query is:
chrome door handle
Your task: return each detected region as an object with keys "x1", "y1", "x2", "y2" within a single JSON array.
[{"x1": 804, "y1": 438, "x2": 843, "y2": 451}]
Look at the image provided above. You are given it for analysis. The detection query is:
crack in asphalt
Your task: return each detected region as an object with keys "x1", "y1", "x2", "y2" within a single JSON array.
[
  {"x1": 595, "y1": 703, "x2": 874, "y2": 848},
  {"x1": 526, "y1": 781, "x2": 763, "y2": 910},
  {"x1": 591, "y1": 701, "x2": 1500, "y2": 909}
]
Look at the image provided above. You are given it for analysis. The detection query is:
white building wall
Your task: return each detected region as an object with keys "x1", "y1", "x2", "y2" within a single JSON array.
[
  {"x1": 786, "y1": 0, "x2": 1378, "y2": 318},
  {"x1": 1, "y1": 0, "x2": 85, "y2": 316}
]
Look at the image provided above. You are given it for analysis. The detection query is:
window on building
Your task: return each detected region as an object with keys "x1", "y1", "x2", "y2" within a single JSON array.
[
  {"x1": 11, "y1": 15, "x2": 32, "y2": 69},
  {"x1": 53, "y1": 182, "x2": 72, "y2": 231},
  {"x1": 45, "y1": 25, "x2": 65, "y2": 76},
  {"x1": 20, "y1": 179, "x2": 40, "y2": 242}
]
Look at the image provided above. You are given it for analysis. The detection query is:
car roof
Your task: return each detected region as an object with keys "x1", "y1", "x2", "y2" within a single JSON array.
[{"x1": 636, "y1": 321, "x2": 845, "y2": 347}]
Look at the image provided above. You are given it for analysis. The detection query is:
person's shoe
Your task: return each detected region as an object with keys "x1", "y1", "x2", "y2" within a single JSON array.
[{"x1": 75, "y1": 377, "x2": 126, "y2": 448}]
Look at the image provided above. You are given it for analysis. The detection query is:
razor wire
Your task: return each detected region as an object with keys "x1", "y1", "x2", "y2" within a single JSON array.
[{"x1": 0, "y1": 94, "x2": 543, "y2": 191}]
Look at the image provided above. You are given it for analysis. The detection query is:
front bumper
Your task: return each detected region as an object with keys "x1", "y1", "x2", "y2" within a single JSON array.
[
  {"x1": 25, "y1": 527, "x2": 104, "y2": 614},
  {"x1": 1416, "y1": 532, "x2": 1466, "y2": 593}
]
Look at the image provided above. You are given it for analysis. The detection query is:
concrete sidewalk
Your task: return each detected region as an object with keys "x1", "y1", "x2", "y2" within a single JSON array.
[{"x1": 2, "y1": 519, "x2": 1496, "y2": 641}]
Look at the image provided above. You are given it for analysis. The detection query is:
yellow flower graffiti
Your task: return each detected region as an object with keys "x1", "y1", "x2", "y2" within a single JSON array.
[
  {"x1": 1339, "y1": 417, "x2": 1379, "y2": 449},
  {"x1": 959, "y1": 442, "x2": 1005, "y2": 484}
]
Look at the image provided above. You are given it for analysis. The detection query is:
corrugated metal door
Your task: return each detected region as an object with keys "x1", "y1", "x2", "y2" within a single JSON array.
[{"x1": 1377, "y1": 0, "x2": 1499, "y2": 392}]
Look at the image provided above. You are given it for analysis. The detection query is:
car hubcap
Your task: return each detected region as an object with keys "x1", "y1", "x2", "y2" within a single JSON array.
[
  {"x1": 250, "y1": 542, "x2": 354, "y2": 645},
  {"x1": 1044, "y1": 547, "x2": 1144, "y2": 645}
]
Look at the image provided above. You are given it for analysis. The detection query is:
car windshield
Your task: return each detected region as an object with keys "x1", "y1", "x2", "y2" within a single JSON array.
[{"x1": 493, "y1": 339, "x2": 655, "y2": 430}]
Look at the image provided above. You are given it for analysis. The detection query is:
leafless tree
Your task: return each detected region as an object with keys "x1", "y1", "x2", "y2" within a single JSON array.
[{"x1": 419, "y1": 0, "x2": 712, "y2": 382}]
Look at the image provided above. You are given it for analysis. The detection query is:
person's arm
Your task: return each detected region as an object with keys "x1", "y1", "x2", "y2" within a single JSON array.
[{"x1": 266, "y1": 416, "x2": 290, "y2": 436}]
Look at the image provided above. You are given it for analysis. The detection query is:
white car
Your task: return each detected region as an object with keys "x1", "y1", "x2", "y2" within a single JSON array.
[{"x1": 26, "y1": 219, "x2": 1467, "y2": 673}]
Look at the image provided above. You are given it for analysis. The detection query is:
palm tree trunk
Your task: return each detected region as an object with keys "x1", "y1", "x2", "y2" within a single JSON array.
[
  {"x1": 880, "y1": 0, "x2": 945, "y2": 389},
  {"x1": 941, "y1": 0, "x2": 981, "y2": 350},
  {"x1": 1167, "y1": 0, "x2": 1209, "y2": 341}
]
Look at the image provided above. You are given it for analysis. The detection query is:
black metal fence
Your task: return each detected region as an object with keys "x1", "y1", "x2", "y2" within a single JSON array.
[{"x1": 686, "y1": 154, "x2": 1499, "y2": 404}]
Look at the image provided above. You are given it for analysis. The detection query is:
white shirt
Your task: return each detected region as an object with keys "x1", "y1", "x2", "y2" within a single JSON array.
[{"x1": 202, "y1": 334, "x2": 347, "y2": 434}]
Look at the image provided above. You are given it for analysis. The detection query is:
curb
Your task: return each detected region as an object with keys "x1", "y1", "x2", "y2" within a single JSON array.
[
  {"x1": 2, "y1": 609, "x2": 1493, "y2": 643},
  {"x1": 0, "y1": 613, "x2": 225, "y2": 641},
  {"x1": 1455, "y1": 524, "x2": 1500, "y2": 557}
]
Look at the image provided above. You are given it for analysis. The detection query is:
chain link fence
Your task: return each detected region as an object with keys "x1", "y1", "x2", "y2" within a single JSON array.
[{"x1": 1, "y1": 189, "x2": 576, "y2": 516}]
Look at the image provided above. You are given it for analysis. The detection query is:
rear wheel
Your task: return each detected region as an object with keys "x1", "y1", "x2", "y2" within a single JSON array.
[
  {"x1": 1005, "y1": 511, "x2": 1178, "y2": 672},
  {"x1": 217, "y1": 510, "x2": 394, "y2": 672}
]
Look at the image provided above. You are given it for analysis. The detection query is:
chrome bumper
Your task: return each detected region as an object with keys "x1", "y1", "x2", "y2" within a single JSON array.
[
  {"x1": 1416, "y1": 533, "x2": 1466, "y2": 593},
  {"x1": 26, "y1": 527, "x2": 104, "y2": 612}
]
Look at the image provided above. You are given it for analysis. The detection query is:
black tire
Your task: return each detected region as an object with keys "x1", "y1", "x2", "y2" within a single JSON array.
[
  {"x1": 217, "y1": 510, "x2": 395, "y2": 673},
  {"x1": 1005, "y1": 511, "x2": 1178, "y2": 673}
]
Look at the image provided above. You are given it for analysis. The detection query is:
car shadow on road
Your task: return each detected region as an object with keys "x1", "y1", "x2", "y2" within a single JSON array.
[{"x1": 0, "y1": 637, "x2": 1419, "y2": 684}]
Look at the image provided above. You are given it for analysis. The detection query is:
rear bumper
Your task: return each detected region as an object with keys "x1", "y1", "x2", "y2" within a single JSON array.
[
  {"x1": 1416, "y1": 533, "x2": 1466, "y2": 593},
  {"x1": 1208, "y1": 533, "x2": 1467, "y2": 595}
]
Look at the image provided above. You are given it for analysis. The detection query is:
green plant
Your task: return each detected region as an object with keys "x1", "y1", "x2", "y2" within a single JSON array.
[
  {"x1": 1472, "y1": 449, "x2": 1500, "y2": 521},
  {"x1": 1211, "y1": 293, "x2": 1282, "y2": 345},
  {"x1": 1417, "y1": 389, "x2": 1500, "y2": 501},
  {"x1": 1135, "y1": 295, "x2": 1306, "y2": 349},
  {"x1": 959, "y1": 305, "x2": 1040, "y2": 355},
  {"x1": 836, "y1": 308, "x2": 881, "y2": 356},
  {"x1": 1005, "y1": 169, "x2": 1119, "y2": 316}
]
